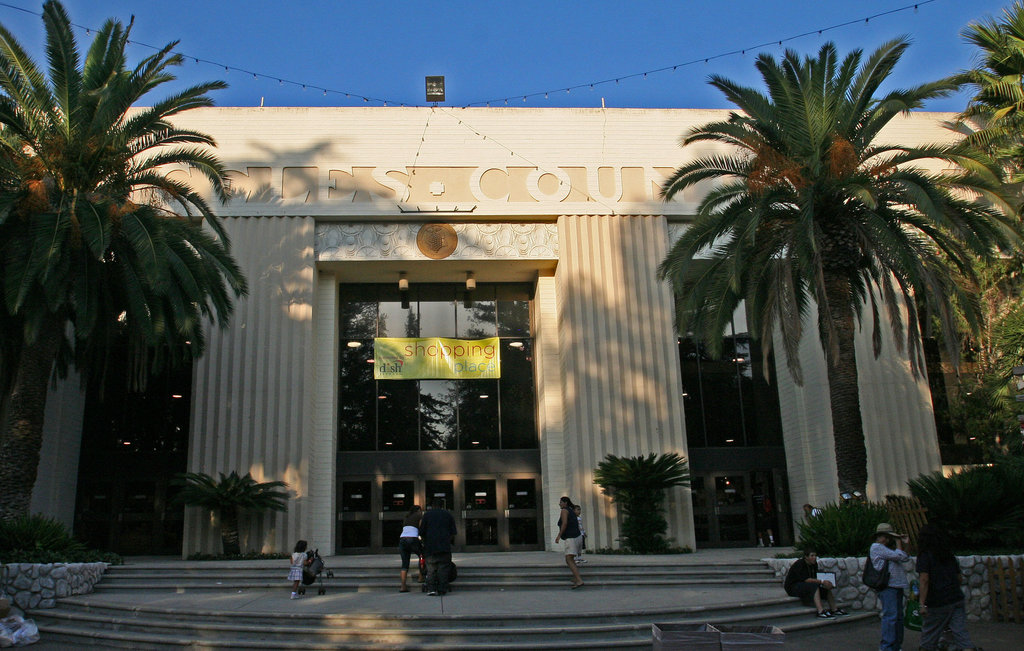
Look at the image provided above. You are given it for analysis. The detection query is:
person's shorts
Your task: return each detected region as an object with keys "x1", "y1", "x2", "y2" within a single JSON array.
[
  {"x1": 560, "y1": 536, "x2": 583, "y2": 556},
  {"x1": 788, "y1": 582, "x2": 827, "y2": 606}
]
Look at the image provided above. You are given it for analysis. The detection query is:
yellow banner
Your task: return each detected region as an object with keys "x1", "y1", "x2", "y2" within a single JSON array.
[{"x1": 374, "y1": 337, "x2": 501, "y2": 380}]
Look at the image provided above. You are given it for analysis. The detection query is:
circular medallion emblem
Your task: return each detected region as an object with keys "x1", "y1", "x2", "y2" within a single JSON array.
[{"x1": 416, "y1": 223, "x2": 458, "y2": 259}]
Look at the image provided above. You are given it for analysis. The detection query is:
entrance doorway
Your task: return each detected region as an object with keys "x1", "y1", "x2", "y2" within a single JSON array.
[
  {"x1": 690, "y1": 469, "x2": 788, "y2": 548},
  {"x1": 337, "y1": 474, "x2": 542, "y2": 553}
]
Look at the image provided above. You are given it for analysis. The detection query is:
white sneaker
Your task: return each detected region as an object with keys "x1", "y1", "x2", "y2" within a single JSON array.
[
  {"x1": 576, "y1": 557, "x2": 587, "y2": 563},
  {"x1": 290, "y1": 592, "x2": 298, "y2": 599}
]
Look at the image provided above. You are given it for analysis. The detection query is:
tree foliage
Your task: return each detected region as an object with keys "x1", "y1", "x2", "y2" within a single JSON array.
[
  {"x1": 658, "y1": 39, "x2": 1019, "y2": 494},
  {"x1": 174, "y1": 471, "x2": 288, "y2": 555},
  {"x1": 0, "y1": 1, "x2": 246, "y2": 520},
  {"x1": 593, "y1": 452, "x2": 689, "y2": 553},
  {"x1": 908, "y1": 458, "x2": 1024, "y2": 551},
  {"x1": 958, "y1": 1, "x2": 1024, "y2": 173}
]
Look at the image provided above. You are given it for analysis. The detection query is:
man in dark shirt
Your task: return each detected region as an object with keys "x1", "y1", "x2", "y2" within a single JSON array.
[
  {"x1": 784, "y1": 549, "x2": 846, "y2": 618},
  {"x1": 419, "y1": 498, "x2": 457, "y2": 596}
]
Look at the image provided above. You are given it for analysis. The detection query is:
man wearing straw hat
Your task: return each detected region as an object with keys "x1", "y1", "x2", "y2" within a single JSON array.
[{"x1": 869, "y1": 523, "x2": 911, "y2": 651}]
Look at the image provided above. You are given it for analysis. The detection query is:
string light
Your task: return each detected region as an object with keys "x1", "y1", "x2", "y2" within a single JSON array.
[{"x1": 0, "y1": 0, "x2": 937, "y2": 109}]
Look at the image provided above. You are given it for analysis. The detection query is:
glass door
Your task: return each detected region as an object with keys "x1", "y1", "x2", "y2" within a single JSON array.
[
  {"x1": 712, "y1": 474, "x2": 754, "y2": 546},
  {"x1": 338, "y1": 480, "x2": 373, "y2": 551},
  {"x1": 505, "y1": 477, "x2": 541, "y2": 549},
  {"x1": 462, "y1": 478, "x2": 499, "y2": 550},
  {"x1": 380, "y1": 479, "x2": 416, "y2": 548}
]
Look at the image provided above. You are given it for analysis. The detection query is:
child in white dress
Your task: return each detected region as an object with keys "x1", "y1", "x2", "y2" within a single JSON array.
[{"x1": 289, "y1": 540, "x2": 308, "y2": 599}]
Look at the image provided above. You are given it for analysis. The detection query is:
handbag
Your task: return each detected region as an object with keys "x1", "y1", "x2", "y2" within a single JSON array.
[
  {"x1": 904, "y1": 596, "x2": 923, "y2": 631},
  {"x1": 862, "y1": 557, "x2": 890, "y2": 590}
]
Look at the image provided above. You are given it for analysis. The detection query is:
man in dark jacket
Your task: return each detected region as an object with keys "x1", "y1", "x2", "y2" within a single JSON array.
[
  {"x1": 419, "y1": 498, "x2": 457, "y2": 595},
  {"x1": 784, "y1": 549, "x2": 847, "y2": 618}
]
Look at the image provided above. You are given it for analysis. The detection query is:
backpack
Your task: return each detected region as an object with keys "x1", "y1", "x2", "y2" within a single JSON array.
[{"x1": 862, "y1": 557, "x2": 890, "y2": 590}]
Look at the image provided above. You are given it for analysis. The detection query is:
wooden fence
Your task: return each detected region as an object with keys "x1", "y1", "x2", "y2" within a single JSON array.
[
  {"x1": 885, "y1": 495, "x2": 928, "y2": 555},
  {"x1": 987, "y1": 557, "x2": 1024, "y2": 624}
]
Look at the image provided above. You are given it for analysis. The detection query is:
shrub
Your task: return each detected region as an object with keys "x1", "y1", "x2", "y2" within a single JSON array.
[
  {"x1": 795, "y1": 501, "x2": 890, "y2": 557},
  {"x1": 0, "y1": 514, "x2": 122, "y2": 565},
  {"x1": 908, "y1": 458, "x2": 1024, "y2": 551},
  {"x1": 592, "y1": 452, "x2": 690, "y2": 553}
]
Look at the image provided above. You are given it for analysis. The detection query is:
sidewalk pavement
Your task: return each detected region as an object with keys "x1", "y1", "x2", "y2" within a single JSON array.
[{"x1": 22, "y1": 547, "x2": 1023, "y2": 649}]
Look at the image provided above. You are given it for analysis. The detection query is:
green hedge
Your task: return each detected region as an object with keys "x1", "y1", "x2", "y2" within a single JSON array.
[
  {"x1": 0, "y1": 514, "x2": 122, "y2": 565},
  {"x1": 795, "y1": 501, "x2": 890, "y2": 557},
  {"x1": 908, "y1": 457, "x2": 1024, "y2": 551}
]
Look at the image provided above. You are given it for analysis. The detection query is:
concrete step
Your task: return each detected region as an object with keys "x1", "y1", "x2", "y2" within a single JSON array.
[{"x1": 30, "y1": 593, "x2": 871, "y2": 649}]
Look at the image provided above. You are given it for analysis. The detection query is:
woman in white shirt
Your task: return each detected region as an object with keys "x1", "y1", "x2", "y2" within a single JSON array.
[{"x1": 398, "y1": 505, "x2": 423, "y2": 592}]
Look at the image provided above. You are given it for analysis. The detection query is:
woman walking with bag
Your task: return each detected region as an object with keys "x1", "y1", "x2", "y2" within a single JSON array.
[
  {"x1": 870, "y1": 523, "x2": 910, "y2": 651},
  {"x1": 554, "y1": 496, "x2": 584, "y2": 589}
]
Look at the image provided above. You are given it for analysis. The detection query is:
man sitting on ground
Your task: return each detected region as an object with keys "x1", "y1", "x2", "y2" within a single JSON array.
[{"x1": 784, "y1": 548, "x2": 848, "y2": 619}]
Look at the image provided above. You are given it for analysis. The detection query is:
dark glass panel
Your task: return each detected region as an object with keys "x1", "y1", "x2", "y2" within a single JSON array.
[
  {"x1": 458, "y1": 379, "x2": 499, "y2": 449},
  {"x1": 497, "y1": 299, "x2": 530, "y2": 337},
  {"x1": 507, "y1": 479, "x2": 536, "y2": 510},
  {"x1": 341, "y1": 521, "x2": 371, "y2": 548},
  {"x1": 338, "y1": 343, "x2": 375, "y2": 451},
  {"x1": 418, "y1": 286, "x2": 456, "y2": 336},
  {"x1": 715, "y1": 475, "x2": 747, "y2": 506},
  {"x1": 425, "y1": 480, "x2": 454, "y2": 511},
  {"x1": 499, "y1": 340, "x2": 537, "y2": 449},
  {"x1": 341, "y1": 482, "x2": 371, "y2": 512},
  {"x1": 420, "y1": 380, "x2": 457, "y2": 450},
  {"x1": 382, "y1": 519, "x2": 404, "y2": 547},
  {"x1": 378, "y1": 380, "x2": 419, "y2": 450},
  {"x1": 464, "y1": 479, "x2": 497, "y2": 510},
  {"x1": 701, "y1": 338, "x2": 745, "y2": 447},
  {"x1": 679, "y1": 339, "x2": 707, "y2": 448},
  {"x1": 465, "y1": 518, "x2": 498, "y2": 546},
  {"x1": 508, "y1": 517, "x2": 538, "y2": 545},
  {"x1": 744, "y1": 339, "x2": 785, "y2": 446},
  {"x1": 382, "y1": 481, "x2": 415, "y2": 512},
  {"x1": 338, "y1": 299, "x2": 377, "y2": 339},
  {"x1": 718, "y1": 514, "x2": 751, "y2": 541},
  {"x1": 379, "y1": 297, "x2": 418, "y2": 337},
  {"x1": 457, "y1": 286, "x2": 496, "y2": 338}
]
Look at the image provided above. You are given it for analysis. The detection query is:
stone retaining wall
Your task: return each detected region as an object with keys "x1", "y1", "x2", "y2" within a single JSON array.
[
  {"x1": 1, "y1": 562, "x2": 107, "y2": 610},
  {"x1": 764, "y1": 555, "x2": 1023, "y2": 621}
]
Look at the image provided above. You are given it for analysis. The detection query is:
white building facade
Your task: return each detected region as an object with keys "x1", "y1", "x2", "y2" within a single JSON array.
[{"x1": 33, "y1": 107, "x2": 945, "y2": 556}]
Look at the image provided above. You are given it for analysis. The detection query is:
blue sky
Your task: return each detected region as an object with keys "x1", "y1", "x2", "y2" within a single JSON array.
[{"x1": 0, "y1": 0, "x2": 1013, "y2": 111}]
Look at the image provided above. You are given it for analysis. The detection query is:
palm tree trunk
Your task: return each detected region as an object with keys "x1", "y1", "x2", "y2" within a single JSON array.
[
  {"x1": 821, "y1": 276, "x2": 868, "y2": 496},
  {"x1": 0, "y1": 318, "x2": 63, "y2": 521},
  {"x1": 219, "y1": 507, "x2": 242, "y2": 555}
]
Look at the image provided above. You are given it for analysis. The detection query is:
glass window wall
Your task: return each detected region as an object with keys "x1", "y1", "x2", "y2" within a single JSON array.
[{"x1": 338, "y1": 284, "x2": 537, "y2": 451}]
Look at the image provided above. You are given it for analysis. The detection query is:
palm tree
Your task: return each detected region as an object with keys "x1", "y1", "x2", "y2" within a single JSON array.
[
  {"x1": 658, "y1": 39, "x2": 1018, "y2": 496},
  {"x1": 958, "y1": 1, "x2": 1024, "y2": 170},
  {"x1": 174, "y1": 472, "x2": 289, "y2": 555},
  {"x1": 0, "y1": 1, "x2": 246, "y2": 520},
  {"x1": 593, "y1": 452, "x2": 690, "y2": 553}
]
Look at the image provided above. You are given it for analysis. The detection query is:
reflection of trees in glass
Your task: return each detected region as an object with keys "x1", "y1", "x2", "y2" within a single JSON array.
[
  {"x1": 380, "y1": 301, "x2": 419, "y2": 337},
  {"x1": 500, "y1": 342, "x2": 537, "y2": 448},
  {"x1": 420, "y1": 381, "x2": 457, "y2": 450},
  {"x1": 498, "y1": 300, "x2": 530, "y2": 336},
  {"x1": 457, "y1": 380, "x2": 499, "y2": 449},
  {"x1": 338, "y1": 345, "x2": 375, "y2": 451},
  {"x1": 378, "y1": 380, "x2": 419, "y2": 450},
  {"x1": 458, "y1": 301, "x2": 496, "y2": 338},
  {"x1": 339, "y1": 301, "x2": 377, "y2": 338}
]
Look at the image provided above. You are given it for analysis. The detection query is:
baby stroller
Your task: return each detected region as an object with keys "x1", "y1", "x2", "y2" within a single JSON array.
[{"x1": 297, "y1": 549, "x2": 334, "y2": 595}]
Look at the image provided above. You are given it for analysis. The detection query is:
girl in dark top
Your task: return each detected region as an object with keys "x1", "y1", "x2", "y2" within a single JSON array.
[{"x1": 916, "y1": 524, "x2": 981, "y2": 651}]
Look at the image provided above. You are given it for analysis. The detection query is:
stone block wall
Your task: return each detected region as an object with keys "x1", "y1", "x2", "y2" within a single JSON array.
[
  {"x1": 1, "y1": 562, "x2": 106, "y2": 610},
  {"x1": 764, "y1": 555, "x2": 1022, "y2": 622}
]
